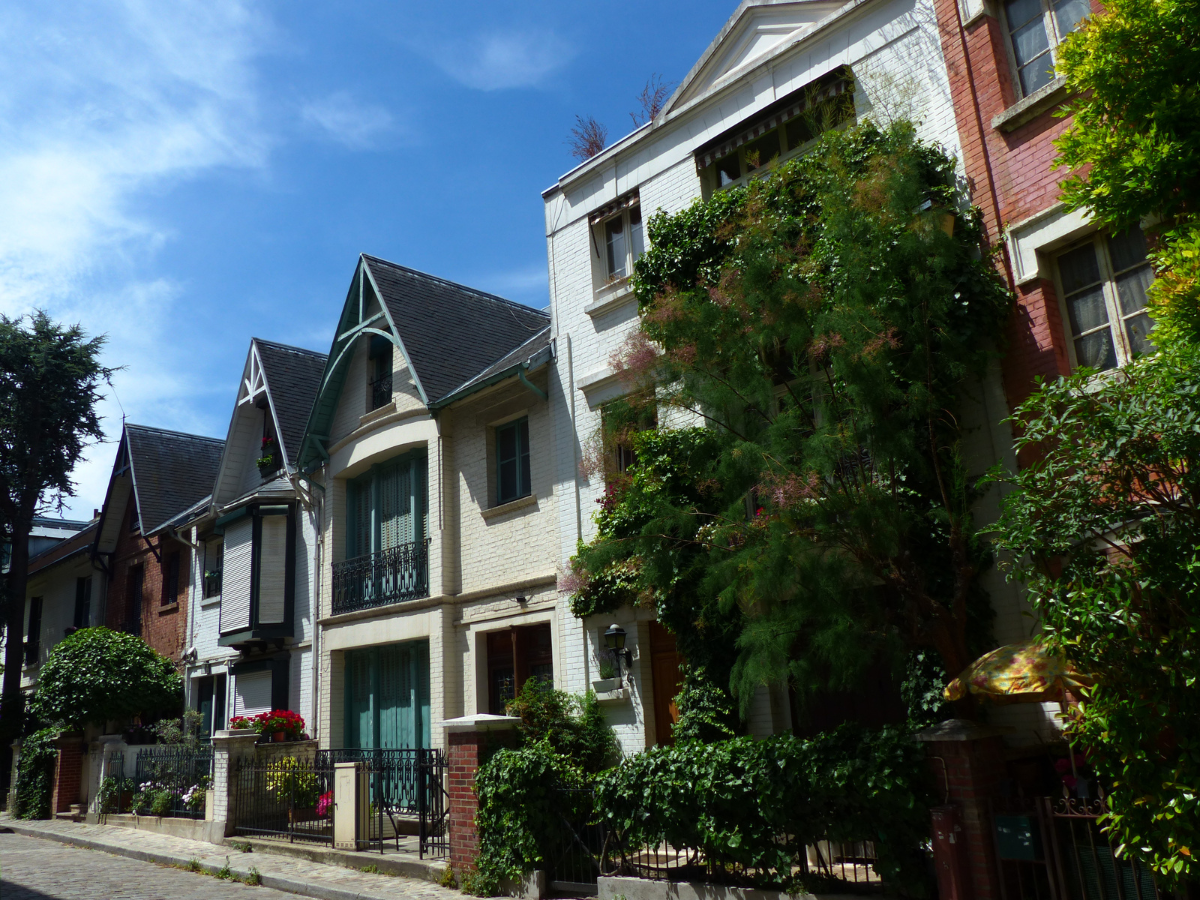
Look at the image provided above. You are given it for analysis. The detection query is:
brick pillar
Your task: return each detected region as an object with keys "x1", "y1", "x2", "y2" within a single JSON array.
[
  {"x1": 210, "y1": 729, "x2": 260, "y2": 837},
  {"x1": 917, "y1": 719, "x2": 1008, "y2": 900},
  {"x1": 50, "y1": 733, "x2": 84, "y2": 815},
  {"x1": 441, "y1": 714, "x2": 521, "y2": 874}
]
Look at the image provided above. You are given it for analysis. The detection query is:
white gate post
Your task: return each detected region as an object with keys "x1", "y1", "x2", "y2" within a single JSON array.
[
  {"x1": 209, "y1": 729, "x2": 260, "y2": 841},
  {"x1": 333, "y1": 761, "x2": 368, "y2": 850}
]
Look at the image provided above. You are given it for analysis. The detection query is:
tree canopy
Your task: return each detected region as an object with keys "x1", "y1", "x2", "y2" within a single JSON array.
[
  {"x1": 569, "y1": 122, "x2": 1011, "y2": 716},
  {"x1": 0, "y1": 312, "x2": 110, "y2": 753}
]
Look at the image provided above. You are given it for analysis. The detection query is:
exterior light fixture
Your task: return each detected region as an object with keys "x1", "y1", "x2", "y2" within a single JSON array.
[{"x1": 604, "y1": 623, "x2": 632, "y2": 679}]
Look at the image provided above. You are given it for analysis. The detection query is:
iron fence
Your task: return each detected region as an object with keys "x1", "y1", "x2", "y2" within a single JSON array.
[
  {"x1": 315, "y1": 748, "x2": 448, "y2": 858},
  {"x1": 370, "y1": 374, "x2": 393, "y2": 410},
  {"x1": 997, "y1": 791, "x2": 1172, "y2": 900},
  {"x1": 232, "y1": 756, "x2": 334, "y2": 844},
  {"x1": 97, "y1": 747, "x2": 212, "y2": 819},
  {"x1": 331, "y1": 540, "x2": 430, "y2": 614}
]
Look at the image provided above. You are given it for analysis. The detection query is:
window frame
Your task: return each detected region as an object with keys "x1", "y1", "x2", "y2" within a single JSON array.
[
  {"x1": 162, "y1": 550, "x2": 181, "y2": 607},
  {"x1": 494, "y1": 416, "x2": 532, "y2": 506},
  {"x1": 999, "y1": 0, "x2": 1089, "y2": 99},
  {"x1": 1052, "y1": 228, "x2": 1156, "y2": 373},
  {"x1": 593, "y1": 204, "x2": 646, "y2": 290},
  {"x1": 74, "y1": 576, "x2": 92, "y2": 629}
]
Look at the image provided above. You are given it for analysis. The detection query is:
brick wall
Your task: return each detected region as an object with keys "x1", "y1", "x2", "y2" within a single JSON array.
[
  {"x1": 104, "y1": 494, "x2": 189, "y2": 663},
  {"x1": 447, "y1": 727, "x2": 517, "y2": 873},
  {"x1": 50, "y1": 733, "x2": 83, "y2": 814}
]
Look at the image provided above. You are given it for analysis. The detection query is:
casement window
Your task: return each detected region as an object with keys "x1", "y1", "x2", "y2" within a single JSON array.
[
  {"x1": 602, "y1": 404, "x2": 658, "y2": 480},
  {"x1": 218, "y1": 504, "x2": 294, "y2": 645},
  {"x1": 24, "y1": 596, "x2": 42, "y2": 666},
  {"x1": 73, "y1": 576, "x2": 92, "y2": 629},
  {"x1": 1001, "y1": 0, "x2": 1090, "y2": 97},
  {"x1": 368, "y1": 335, "x2": 393, "y2": 412},
  {"x1": 601, "y1": 206, "x2": 645, "y2": 283},
  {"x1": 486, "y1": 624, "x2": 553, "y2": 715},
  {"x1": 162, "y1": 551, "x2": 181, "y2": 606},
  {"x1": 203, "y1": 537, "x2": 223, "y2": 599},
  {"x1": 1055, "y1": 227, "x2": 1156, "y2": 372},
  {"x1": 696, "y1": 78, "x2": 854, "y2": 193},
  {"x1": 495, "y1": 417, "x2": 531, "y2": 505},
  {"x1": 127, "y1": 564, "x2": 144, "y2": 636},
  {"x1": 348, "y1": 453, "x2": 427, "y2": 559}
]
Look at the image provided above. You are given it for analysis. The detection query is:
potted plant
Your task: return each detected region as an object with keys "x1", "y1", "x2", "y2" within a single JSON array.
[
  {"x1": 592, "y1": 659, "x2": 620, "y2": 694},
  {"x1": 256, "y1": 436, "x2": 279, "y2": 474},
  {"x1": 203, "y1": 568, "x2": 221, "y2": 596},
  {"x1": 256, "y1": 709, "x2": 305, "y2": 743}
]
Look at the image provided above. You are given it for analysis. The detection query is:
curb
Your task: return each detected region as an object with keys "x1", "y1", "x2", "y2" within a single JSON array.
[{"x1": 2, "y1": 821, "x2": 409, "y2": 900}]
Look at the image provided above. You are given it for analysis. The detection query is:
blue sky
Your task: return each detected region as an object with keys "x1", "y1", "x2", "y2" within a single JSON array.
[{"x1": 0, "y1": 0, "x2": 736, "y2": 519}]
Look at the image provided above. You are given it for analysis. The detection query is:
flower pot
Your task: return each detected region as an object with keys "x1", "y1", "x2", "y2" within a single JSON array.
[
  {"x1": 592, "y1": 678, "x2": 620, "y2": 694},
  {"x1": 273, "y1": 730, "x2": 287, "y2": 743}
]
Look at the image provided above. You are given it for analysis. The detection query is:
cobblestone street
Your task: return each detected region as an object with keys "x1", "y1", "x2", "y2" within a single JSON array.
[{"x1": 0, "y1": 832, "x2": 297, "y2": 899}]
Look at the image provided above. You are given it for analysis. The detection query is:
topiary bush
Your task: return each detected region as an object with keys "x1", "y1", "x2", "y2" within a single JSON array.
[{"x1": 29, "y1": 627, "x2": 182, "y2": 729}]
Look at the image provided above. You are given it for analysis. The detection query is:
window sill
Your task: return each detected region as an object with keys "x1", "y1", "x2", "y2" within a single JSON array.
[
  {"x1": 200, "y1": 595, "x2": 222, "y2": 608},
  {"x1": 586, "y1": 279, "x2": 636, "y2": 318},
  {"x1": 992, "y1": 76, "x2": 1069, "y2": 132},
  {"x1": 481, "y1": 493, "x2": 538, "y2": 520},
  {"x1": 159, "y1": 602, "x2": 179, "y2": 615},
  {"x1": 360, "y1": 400, "x2": 397, "y2": 428}
]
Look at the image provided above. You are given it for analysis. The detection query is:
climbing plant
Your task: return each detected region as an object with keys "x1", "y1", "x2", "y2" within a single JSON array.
[{"x1": 569, "y1": 121, "x2": 1010, "y2": 713}]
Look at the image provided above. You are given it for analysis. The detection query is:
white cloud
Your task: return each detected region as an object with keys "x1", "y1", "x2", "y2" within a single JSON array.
[
  {"x1": 301, "y1": 91, "x2": 396, "y2": 150},
  {"x1": 433, "y1": 30, "x2": 574, "y2": 91},
  {"x1": 0, "y1": 0, "x2": 273, "y2": 517}
]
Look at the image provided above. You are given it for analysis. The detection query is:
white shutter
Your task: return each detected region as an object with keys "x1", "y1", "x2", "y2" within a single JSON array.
[
  {"x1": 234, "y1": 670, "x2": 272, "y2": 717},
  {"x1": 221, "y1": 517, "x2": 253, "y2": 633},
  {"x1": 258, "y1": 515, "x2": 287, "y2": 624}
]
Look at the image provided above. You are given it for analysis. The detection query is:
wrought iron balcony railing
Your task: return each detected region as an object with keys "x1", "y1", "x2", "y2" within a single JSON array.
[
  {"x1": 332, "y1": 539, "x2": 430, "y2": 615},
  {"x1": 370, "y1": 374, "x2": 393, "y2": 411}
]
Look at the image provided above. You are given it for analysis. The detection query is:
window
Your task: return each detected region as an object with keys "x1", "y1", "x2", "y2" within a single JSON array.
[
  {"x1": 162, "y1": 551, "x2": 181, "y2": 606},
  {"x1": 600, "y1": 205, "x2": 645, "y2": 283},
  {"x1": 495, "y1": 417, "x2": 531, "y2": 505},
  {"x1": 126, "y1": 564, "x2": 144, "y2": 636},
  {"x1": 74, "y1": 576, "x2": 92, "y2": 629},
  {"x1": 1001, "y1": 0, "x2": 1090, "y2": 96},
  {"x1": 368, "y1": 335, "x2": 393, "y2": 411},
  {"x1": 700, "y1": 88, "x2": 854, "y2": 191},
  {"x1": 203, "y1": 537, "x2": 223, "y2": 598},
  {"x1": 25, "y1": 596, "x2": 42, "y2": 666},
  {"x1": 1055, "y1": 227, "x2": 1156, "y2": 372},
  {"x1": 344, "y1": 640, "x2": 431, "y2": 749},
  {"x1": 603, "y1": 403, "x2": 657, "y2": 480},
  {"x1": 486, "y1": 624, "x2": 553, "y2": 715}
]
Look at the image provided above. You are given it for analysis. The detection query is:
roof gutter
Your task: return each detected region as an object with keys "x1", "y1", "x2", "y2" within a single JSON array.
[{"x1": 430, "y1": 341, "x2": 555, "y2": 411}]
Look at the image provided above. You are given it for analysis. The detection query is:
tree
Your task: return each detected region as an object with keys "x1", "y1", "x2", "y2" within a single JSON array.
[
  {"x1": 630, "y1": 74, "x2": 673, "y2": 127},
  {"x1": 569, "y1": 122, "x2": 1011, "y2": 715},
  {"x1": 567, "y1": 115, "x2": 608, "y2": 162},
  {"x1": 0, "y1": 313, "x2": 110, "y2": 765},
  {"x1": 29, "y1": 627, "x2": 182, "y2": 729}
]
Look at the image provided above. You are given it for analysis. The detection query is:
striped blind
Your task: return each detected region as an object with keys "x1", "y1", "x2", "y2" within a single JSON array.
[
  {"x1": 234, "y1": 670, "x2": 272, "y2": 717},
  {"x1": 221, "y1": 517, "x2": 253, "y2": 633}
]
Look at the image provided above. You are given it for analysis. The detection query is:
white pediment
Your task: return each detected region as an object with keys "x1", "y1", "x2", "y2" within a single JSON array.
[{"x1": 671, "y1": 1, "x2": 848, "y2": 110}]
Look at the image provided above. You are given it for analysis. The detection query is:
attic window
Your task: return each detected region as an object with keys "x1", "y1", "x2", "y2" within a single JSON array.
[
  {"x1": 695, "y1": 70, "x2": 854, "y2": 190},
  {"x1": 369, "y1": 335, "x2": 393, "y2": 411}
]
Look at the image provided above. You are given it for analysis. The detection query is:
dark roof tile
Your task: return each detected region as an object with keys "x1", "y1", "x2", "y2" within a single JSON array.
[
  {"x1": 252, "y1": 339, "x2": 328, "y2": 468},
  {"x1": 126, "y1": 425, "x2": 225, "y2": 535}
]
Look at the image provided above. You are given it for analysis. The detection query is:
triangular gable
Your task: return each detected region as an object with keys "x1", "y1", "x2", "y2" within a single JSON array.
[
  {"x1": 663, "y1": 0, "x2": 848, "y2": 115},
  {"x1": 212, "y1": 339, "x2": 328, "y2": 506}
]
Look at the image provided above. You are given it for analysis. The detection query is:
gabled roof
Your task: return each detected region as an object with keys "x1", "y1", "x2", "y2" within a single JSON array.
[
  {"x1": 661, "y1": 0, "x2": 848, "y2": 116},
  {"x1": 94, "y1": 424, "x2": 225, "y2": 552},
  {"x1": 298, "y1": 254, "x2": 550, "y2": 470},
  {"x1": 363, "y1": 255, "x2": 549, "y2": 403},
  {"x1": 253, "y1": 339, "x2": 328, "y2": 467}
]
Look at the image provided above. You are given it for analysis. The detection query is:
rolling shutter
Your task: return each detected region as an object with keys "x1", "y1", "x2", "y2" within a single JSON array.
[
  {"x1": 221, "y1": 516, "x2": 253, "y2": 633},
  {"x1": 258, "y1": 514, "x2": 287, "y2": 624},
  {"x1": 233, "y1": 670, "x2": 272, "y2": 717}
]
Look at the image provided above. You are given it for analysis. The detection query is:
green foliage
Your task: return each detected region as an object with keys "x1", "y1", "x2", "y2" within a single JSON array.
[
  {"x1": 29, "y1": 627, "x2": 182, "y2": 729},
  {"x1": 990, "y1": 344, "x2": 1200, "y2": 885},
  {"x1": 672, "y1": 664, "x2": 737, "y2": 744},
  {"x1": 504, "y1": 678, "x2": 620, "y2": 774},
  {"x1": 14, "y1": 727, "x2": 58, "y2": 819},
  {"x1": 900, "y1": 650, "x2": 953, "y2": 730},
  {"x1": 570, "y1": 122, "x2": 1009, "y2": 711},
  {"x1": 474, "y1": 740, "x2": 583, "y2": 884},
  {"x1": 595, "y1": 724, "x2": 932, "y2": 893},
  {"x1": 459, "y1": 867, "x2": 501, "y2": 897}
]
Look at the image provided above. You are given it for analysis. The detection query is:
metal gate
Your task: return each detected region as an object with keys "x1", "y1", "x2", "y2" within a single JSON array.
[
  {"x1": 232, "y1": 756, "x2": 334, "y2": 844},
  {"x1": 997, "y1": 792, "x2": 1167, "y2": 900},
  {"x1": 546, "y1": 786, "x2": 608, "y2": 896}
]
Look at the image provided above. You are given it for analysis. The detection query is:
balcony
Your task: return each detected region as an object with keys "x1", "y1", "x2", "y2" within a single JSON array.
[
  {"x1": 332, "y1": 539, "x2": 430, "y2": 615},
  {"x1": 370, "y1": 373, "x2": 393, "y2": 411}
]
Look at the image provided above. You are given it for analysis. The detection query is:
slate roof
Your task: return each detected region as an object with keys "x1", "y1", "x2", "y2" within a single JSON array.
[
  {"x1": 253, "y1": 339, "x2": 328, "y2": 468},
  {"x1": 435, "y1": 326, "x2": 553, "y2": 407},
  {"x1": 362, "y1": 255, "x2": 550, "y2": 405},
  {"x1": 125, "y1": 425, "x2": 225, "y2": 535}
]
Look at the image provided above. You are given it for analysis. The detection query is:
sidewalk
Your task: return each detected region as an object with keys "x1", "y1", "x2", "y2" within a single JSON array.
[{"x1": 0, "y1": 815, "x2": 464, "y2": 900}]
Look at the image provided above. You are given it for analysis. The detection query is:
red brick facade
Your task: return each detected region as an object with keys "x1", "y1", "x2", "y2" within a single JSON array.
[
  {"x1": 933, "y1": 0, "x2": 1106, "y2": 417},
  {"x1": 50, "y1": 733, "x2": 83, "y2": 815},
  {"x1": 103, "y1": 494, "x2": 190, "y2": 664}
]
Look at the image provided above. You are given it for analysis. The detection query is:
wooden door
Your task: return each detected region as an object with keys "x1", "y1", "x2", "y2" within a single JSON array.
[{"x1": 649, "y1": 621, "x2": 682, "y2": 745}]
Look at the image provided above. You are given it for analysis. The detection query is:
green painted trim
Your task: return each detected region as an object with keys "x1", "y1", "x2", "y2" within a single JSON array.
[
  {"x1": 517, "y1": 366, "x2": 548, "y2": 400},
  {"x1": 214, "y1": 506, "x2": 251, "y2": 534}
]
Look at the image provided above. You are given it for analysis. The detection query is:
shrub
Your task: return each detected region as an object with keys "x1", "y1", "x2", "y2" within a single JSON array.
[
  {"x1": 595, "y1": 724, "x2": 932, "y2": 893},
  {"x1": 505, "y1": 679, "x2": 619, "y2": 774},
  {"x1": 14, "y1": 728, "x2": 58, "y2": 819},
  {"x1": 672, "y1": 664, "x2": 737, "y2": 744},
  {"x1": 29, "y1": 628, "x2": 182, "y2": 728}
]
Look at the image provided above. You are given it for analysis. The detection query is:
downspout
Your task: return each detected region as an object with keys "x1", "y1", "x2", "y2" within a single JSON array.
[
  {"x1": 311, "y1": 471, "x2": 325, "y2": 744},
  {"x1": 517, "y1": 366, "x2": 548, "y2": 401}
]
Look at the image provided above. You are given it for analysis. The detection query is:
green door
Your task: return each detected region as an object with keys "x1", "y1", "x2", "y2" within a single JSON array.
[{"x1": 344, "y1": 640, "x2": 430, "y2": 749}]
